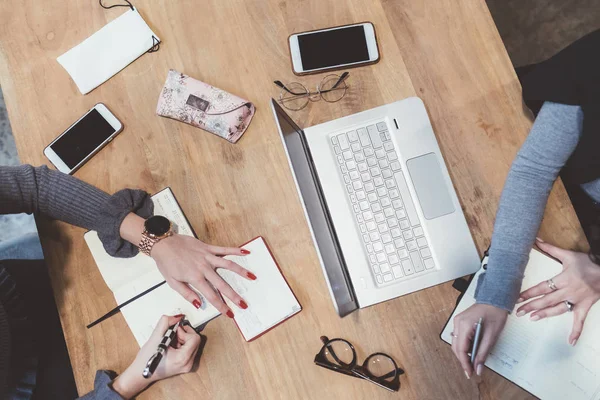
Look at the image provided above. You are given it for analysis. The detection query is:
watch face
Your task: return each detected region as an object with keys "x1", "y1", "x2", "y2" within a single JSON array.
[{"x1": 145, "y1": 216, "x2": 171, "y2": 236}]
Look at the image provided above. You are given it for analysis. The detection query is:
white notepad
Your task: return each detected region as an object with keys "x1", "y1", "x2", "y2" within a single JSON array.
[
  {"x1": 85, "y1": 188, "x2": 301, "y2": 346},
  {"x1": 442, "y1": 249, "x2": 600, "y2": 400}
]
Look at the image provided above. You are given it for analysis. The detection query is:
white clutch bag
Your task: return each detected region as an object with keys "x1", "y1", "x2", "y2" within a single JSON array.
[{"x1": 57, "y1": 6, "x2": 160, "y2": 95}]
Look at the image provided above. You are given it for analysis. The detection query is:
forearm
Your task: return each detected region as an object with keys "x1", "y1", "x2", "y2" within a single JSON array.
[
  {"x1": 475, "y1": 102, "x2": 584, "y2": 310},
  {"x1": 0, "y1": 165, "x2": 110, "y2": 230}
]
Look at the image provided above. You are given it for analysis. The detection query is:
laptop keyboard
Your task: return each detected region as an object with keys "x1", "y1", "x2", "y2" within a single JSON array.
[{"x1": 330, "y1": 122, "x2": 435, "y2": 287}]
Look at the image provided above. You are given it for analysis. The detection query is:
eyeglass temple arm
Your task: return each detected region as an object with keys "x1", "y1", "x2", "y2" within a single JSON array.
[
  {"x1": 331, "y1": 72, "x2": 349, "y2": 89},
  {"x1": 380, "y1": 367, "x2": 405, "y2": 380},
  {"x1": 274, "y1": 80, "x2": 296, "y2": 95}
]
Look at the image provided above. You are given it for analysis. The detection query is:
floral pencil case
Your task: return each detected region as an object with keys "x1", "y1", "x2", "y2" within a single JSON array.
[{"x1": 156, "y1": 69, "x2": 255, "y2": 143}]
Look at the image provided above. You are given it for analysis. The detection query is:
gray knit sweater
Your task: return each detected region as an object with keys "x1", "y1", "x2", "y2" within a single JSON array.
[{"x1": 0, "y1": 164, "x2": 153, "y2": 399}]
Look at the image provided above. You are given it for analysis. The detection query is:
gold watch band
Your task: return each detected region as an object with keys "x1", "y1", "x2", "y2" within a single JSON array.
[{"x1": 139, "y1": 233, "x2": 159, "y2": 256}]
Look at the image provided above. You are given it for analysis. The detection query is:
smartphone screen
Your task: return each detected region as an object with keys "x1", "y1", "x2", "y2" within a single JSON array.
[
  {"x1": 50, "y1": 109, "x2": 116, "y2": 169},
  {"x1": 298, "y1": 25, "x2": 370, "y2": 71}
]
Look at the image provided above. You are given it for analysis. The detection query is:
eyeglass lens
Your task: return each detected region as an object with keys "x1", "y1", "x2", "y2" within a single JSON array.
[
  {"x1": 318, "y1": 74, "x2": 348, "y2": 103},
  {"x1": 365, "y1": 353, "x2": 396, "y2": 381},
  {"x1": 324, "y1": 339, "x2": 356, "y2": 367},
  {"x1": 279, "y1": 82, "x2": 310, "y2": 111}
]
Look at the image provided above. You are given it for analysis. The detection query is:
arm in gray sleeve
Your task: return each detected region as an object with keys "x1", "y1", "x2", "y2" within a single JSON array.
[
  {"x1": 474, "y1": 102, "x2": 584, "y2": 311},
  {"x1": 0, "y1": 165, "x2": 153, "y2": 257}
]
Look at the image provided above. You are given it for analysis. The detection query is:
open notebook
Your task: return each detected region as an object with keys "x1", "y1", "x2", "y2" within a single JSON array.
[
  {"x1": 441, "y1": 249, "x2": 600, "y2": 400},
  {"x1": 85, "y1": 188, "x2": 301, "y2": 345}
]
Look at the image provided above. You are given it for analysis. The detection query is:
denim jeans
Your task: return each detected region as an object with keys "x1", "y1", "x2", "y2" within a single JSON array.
[{"x1": 0, "y1": 233, "x2": 43, "y2": 261}]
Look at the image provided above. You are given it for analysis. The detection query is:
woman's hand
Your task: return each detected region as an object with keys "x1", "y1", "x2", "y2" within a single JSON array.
[
  {"x1": 451, "y1": 304, "x2": 508, "y2": 379},
  {"x1": 516, "y1": 238, "x2": 600, "y2": 346},
  {"x1": 151, "y1": 234, "x2": 256, "y2": 318},
  {"x1": 112, "y1": 315, "x2": 201, "y2": 399}
]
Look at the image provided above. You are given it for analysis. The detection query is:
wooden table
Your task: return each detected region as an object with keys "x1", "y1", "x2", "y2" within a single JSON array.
[{"x1": 0, "y1": 0, "x2": 587, "y2": 398}]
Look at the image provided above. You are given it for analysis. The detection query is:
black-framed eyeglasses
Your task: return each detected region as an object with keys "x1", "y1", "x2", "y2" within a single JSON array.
[
  {"x1": 314, "y1": 336, "x2": 404, "y2": 392},
  {"x1": 274, "y1": 72, "x2": 349, "y2": 111}
]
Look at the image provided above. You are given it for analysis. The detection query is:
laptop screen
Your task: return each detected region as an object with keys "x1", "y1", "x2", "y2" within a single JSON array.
[{"x1": 270, "y1": 99, "x2": 358, "y2": 316}]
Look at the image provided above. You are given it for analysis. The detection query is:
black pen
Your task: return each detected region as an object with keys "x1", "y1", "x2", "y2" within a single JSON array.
[{"x1": 142, "y1": 319, "x2": 181, "y2": 379}]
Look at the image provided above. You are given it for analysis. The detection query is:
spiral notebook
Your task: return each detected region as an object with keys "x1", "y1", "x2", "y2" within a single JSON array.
[
  {"x1": 85, "y1": 188, "x2": 301, "y2": 345},
  {"x1": 441, "y1": 249, "x2": 600, "y2": 400}
]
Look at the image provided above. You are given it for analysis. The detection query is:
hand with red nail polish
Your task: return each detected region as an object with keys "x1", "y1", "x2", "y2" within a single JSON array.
[{"x1": 149, "y1": 234, "x2": 256, "y2": 318}]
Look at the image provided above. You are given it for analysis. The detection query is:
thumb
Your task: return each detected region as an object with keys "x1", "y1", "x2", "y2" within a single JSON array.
[
  {"x1": 535, "y1": 239, "x2": 570, "y2": 262},
  {"x1": 168, "y1": 279, "x2": 203, "y2": 309},
  {"x1": 569, "y1": 302, "x2": 592, "y2": 346}
]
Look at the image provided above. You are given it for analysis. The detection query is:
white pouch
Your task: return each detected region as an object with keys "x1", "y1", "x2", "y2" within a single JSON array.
[{"x1": 57, "y1": 7, "x2": 160, "y2": 95}]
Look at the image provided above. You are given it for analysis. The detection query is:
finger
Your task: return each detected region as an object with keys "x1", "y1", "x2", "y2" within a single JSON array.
[
  {"x1": 203, "y1": 267, "x2": 248, "y2": 310},
  {"x1": 518, "y1": 272, "x2": 565, "y2": 302},
  {"x1": 535, "y1": 239, "x2": 571, "y2": 263},
  {"x1": 192, "y1": 279, "x2": 234, "y2": 318},
  {"x1": 516, "y1": 290, "x2": 565, "y2": 317},
  {"x1": 204, "y1": 244, "x2": 250, "y2": 256},
  {"x1": 529, "y1": 302, "x2": 569, "y2": 320},
  {"x1": 473, "y1": 327, "x2": 497, "y2": 376},
  {"x1": 451, "y1": 320, "x2": 476, "y2": 378},
  {"x1": 167, "y1": 279, "x2": 203, "y2": 309},
  {"x1": 569, "y1": 302, "x2": 592, "y2": 346},
  {"x1": 205, "y1": 254, "x2": 257, "y2": 281}
]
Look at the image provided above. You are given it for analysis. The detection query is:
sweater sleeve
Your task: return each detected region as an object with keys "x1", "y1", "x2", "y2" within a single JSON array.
[
  {"x1": 474, "y1": 102, "x2": 584, "y2": 311},
  {"x1": 77, "y1": 370, "x2": 124, "y2": 400},
  {"x1": 0, "y1": 165, "x2": 153, "y2": 257}
]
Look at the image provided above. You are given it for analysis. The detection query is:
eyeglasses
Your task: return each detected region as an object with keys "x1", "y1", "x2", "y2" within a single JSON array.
[
  {"x1": 313, "y1": 336, "x2": 404, "y2": 392},
  {"x1": 274, "y1": 72, "x2": 349, "y2": 111}
]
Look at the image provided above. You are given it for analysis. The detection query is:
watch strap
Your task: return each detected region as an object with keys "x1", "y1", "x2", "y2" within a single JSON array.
[{"x1": 139, "y1": 233, "x2": 159, "y2": 256}]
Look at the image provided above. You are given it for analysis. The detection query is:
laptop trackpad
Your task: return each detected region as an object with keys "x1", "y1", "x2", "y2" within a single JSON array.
[{"x1": 406, "y1": 153, "x2": 455, "y2": 220}]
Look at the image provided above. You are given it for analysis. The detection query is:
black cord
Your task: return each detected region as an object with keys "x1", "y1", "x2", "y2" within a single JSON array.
[
  {"x1": 147, "y1": 35, "x2": 160, "y2": 53},
  {"x1": 99, "y1": 0, "x2": 134, "y2": 10}
]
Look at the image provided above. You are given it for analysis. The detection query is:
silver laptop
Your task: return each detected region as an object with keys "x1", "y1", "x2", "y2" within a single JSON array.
[{"x1": 271, "y1": 97, "x2": 480, "y2": 316}]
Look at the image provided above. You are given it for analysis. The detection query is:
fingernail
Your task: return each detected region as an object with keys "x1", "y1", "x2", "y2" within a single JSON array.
[
  {"x1": 517, "y1": 311, "x2": 526, "y2": 317},
  {"x1": 571, "y1": 339, "x2": 578, "y2": 347},
  {"x1": 239, "y1": 300, "x2": 248, "y2": 309},
  {"x1": 226, "y1": 310, "x2": 235, "y2": 319},
  {"x1": 464, "y1": 370, "x2": 470, "y2": 380},
  {"x1": 241, "y1": 249, "x2": 251, "y2": 255},
  {"x1": 193, "y1": 299, "x2": 201, "y2": 309},
  {"x1": 174, "y1": 314, "x2": 184, "y2": 318},
  {"x1": 516, "y1": 297, "x2": 524, "y2": 303},
  {"x1": 247, "y1": 272, "x2": 257, "y2": 280},
  {"x1": 476, "y1": 364, "x2": 483, "y2": 376},
  {"x1": 536, "y1": 237, "x2": 544, "y2": 243},
  {"x1": 530, "y1": 315, "x2": 540, "y2": 321}
]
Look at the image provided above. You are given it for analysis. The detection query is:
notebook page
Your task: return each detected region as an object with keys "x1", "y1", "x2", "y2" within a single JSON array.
[
  {"x1": 218, "y1": 237, "x2": 301, "y2": 341},
  {"x1": 114, "y1": 271, "x2": 219, "y2": 346},
  {"x1": 442, "y1": 250, "x2": 600, "y2": 400}
]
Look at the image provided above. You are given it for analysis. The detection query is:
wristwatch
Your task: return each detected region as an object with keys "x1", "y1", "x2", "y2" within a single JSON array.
[{"x1": 139, "y1": 215, "x2": 174, "y2": 256}]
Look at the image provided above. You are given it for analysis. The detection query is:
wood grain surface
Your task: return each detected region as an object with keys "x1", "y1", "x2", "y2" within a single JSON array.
[{"x1": 0, "y1": 0, "x2": 586, "y2": 399}]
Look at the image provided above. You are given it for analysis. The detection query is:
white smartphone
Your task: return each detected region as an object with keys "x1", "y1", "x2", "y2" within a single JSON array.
[
  {"x1": 44, "y1": 103, "x2": 123, "y2": 174},
  {"x1": 288, "y1": 22, "x2": 380, "y2": 75}
]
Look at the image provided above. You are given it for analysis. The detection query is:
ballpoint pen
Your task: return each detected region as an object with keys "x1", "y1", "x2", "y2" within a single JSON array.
[
  {"x1": 470, "y1": 317, "x2": 483, "y2": 364},
  {"x1": 143, "y1": 319, "x2": 181, "y2": 379}
]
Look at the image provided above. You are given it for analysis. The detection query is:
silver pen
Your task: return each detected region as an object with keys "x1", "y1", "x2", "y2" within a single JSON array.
[{"x1": 470, "y1": 317, "x2": 483, "y2": 364}]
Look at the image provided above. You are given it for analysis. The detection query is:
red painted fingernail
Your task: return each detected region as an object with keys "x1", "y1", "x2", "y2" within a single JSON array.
[
  {"x1": 226, "y1": 310, "x2": 235, "y2": 318},
  {"x1": 174, "y1": 314, "x2": 184, "y2": 318},
  {"x1": 193, "y1": 300, "x2": 201, "y2": 309},
  {"x1": 247, "y1": 272, "x2": 257, "y2": 280},
  {"x1": 241, "y1": 249, "x2": 251, "y2": 255},
  {"x1": 239, "y1": 300, "x2": 248, "y2": 309}
]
